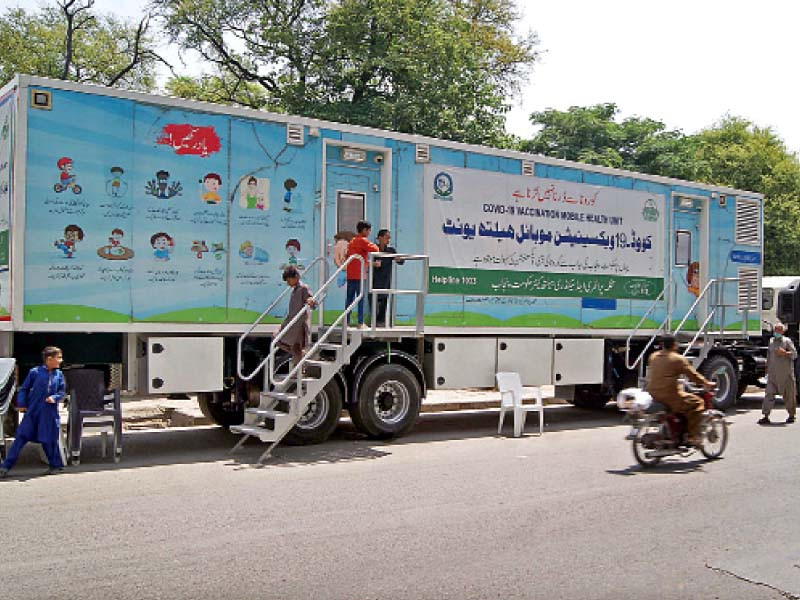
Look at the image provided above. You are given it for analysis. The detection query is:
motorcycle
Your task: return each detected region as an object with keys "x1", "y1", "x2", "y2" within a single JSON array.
[{"x1": 616, "y1": 385, "x2": 729, "y2": 467}]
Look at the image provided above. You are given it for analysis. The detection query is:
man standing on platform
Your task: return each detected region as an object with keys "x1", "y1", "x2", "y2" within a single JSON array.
[{"x1": 372, "y1": 229, "x2": 404, "y2": 327}]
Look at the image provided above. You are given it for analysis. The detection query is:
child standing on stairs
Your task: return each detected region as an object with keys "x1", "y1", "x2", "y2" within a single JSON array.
[{"x1": 277, "y1": 266, "x2": 317, "y2": 373}]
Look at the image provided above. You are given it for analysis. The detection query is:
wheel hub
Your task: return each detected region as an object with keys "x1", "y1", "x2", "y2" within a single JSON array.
[
  {"x1": 372, "y1": 380, "x2": 410, "y2": 424},
  {"x1": 296, "y1": 391, "x2": 328, "y2": 430}
]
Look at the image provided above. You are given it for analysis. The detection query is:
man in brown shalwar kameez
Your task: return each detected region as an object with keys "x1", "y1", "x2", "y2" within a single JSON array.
[
  {"x1": 277, "y1": 266, "x2": 317, "y2": 371},
  {"x1": 759, "y1": 322, "x2": 797, "y2": 425},
  {"x1": 646, "y1": 334, "x2": 715, "y2": 446}
]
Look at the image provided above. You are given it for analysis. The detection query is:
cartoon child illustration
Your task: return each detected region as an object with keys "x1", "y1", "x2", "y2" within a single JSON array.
[
  {"x1": 285, "y1": 238, "x2": 301, "y2": 266},
  {"x1": 54, "y1": 157, "x2": 81, "y2": 194},
  {"x1": 145, "y1": 170, "x2": 182, "y2": 199},
  {"x1": 687, "y1": 261, "x2": 700, "y2": 296},
  {"x1": 98, "y1": 228, "x2": 133, "y2": 260},
  {"x1": 200, "y1": 173, "x2": 222, "y2": 204},
  {"x1": 54, "y1": 224, "x2": 84, "y2": 258},
  {"x1": 191, "y1": 240, "x2": 209, "y2": 259},
  {"x1": 151, "y1": 232, "x2": 174, "y2": 262},
  {"x1": 238, "y1": 175, "x2": 269, "y2": 210},
  {"x1": 239, "y1": 241, "x2": 269, "y2": 264},
  {"x1": 105, "y1": 166, "x2": 128, "y2": 197},
  {"x1": 109, "y1": 228, "x2": 124, "y2": 247},
  {"x1": 245, "y1": 177, "x2": 259, "y2": 209},
  {"x1": 283, "y1": 178, "x2": 297, "y2": 212},
  {"x1": 210, "y1": 242, "x2": 225, "y2": 260}
]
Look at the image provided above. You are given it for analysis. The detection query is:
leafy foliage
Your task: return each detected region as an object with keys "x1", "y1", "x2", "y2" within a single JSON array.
[
  {"x1": 520, "y1": 103, "x2": 708, "y2": 181},
  {"x1": 0, "y1": 1, "x2": 161, "y2": 90},
  {"x1": 152, "y1": 0, "x2": 539, "y2": 145},
  {"x1": 522, "y1": 105, "x2": 800, "y2": 274}
]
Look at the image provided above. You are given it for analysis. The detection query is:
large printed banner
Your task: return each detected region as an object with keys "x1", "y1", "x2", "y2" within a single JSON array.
[
  {"x1": 424, "y1": 165, "x2": 665, "y2": 300},
  {"x1": 23, "y1": 87, "x2": 314, "y2": 323}
]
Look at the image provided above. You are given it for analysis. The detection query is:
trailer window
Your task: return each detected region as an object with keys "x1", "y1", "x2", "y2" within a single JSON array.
[
  {"x1": 336, "y1": 191, "x2": 366, "y2": 234},
  {"x1": 762, "y1": 287, "x2": 774, "y2": 311},
  {"x1": 674, "y1": 230, "x2": 691, "y2": 266}
]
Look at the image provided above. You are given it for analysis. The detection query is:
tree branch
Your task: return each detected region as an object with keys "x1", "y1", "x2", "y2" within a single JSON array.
[
  {"x1": 106, "y1": 15, "x2": 147, "y2": 87},
  {"x1": 59, "y1": 0, "x2": 94, "y2": 80}
]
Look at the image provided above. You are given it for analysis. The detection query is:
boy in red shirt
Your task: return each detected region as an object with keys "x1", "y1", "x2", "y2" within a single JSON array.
[{"x1": 345, "y1": 221, "x2": 379, "y2": 326}]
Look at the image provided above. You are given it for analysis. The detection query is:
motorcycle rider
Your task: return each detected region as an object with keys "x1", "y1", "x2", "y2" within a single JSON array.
[{"x1": 646, "y1": 334, "x2": 716, "y2": 446}]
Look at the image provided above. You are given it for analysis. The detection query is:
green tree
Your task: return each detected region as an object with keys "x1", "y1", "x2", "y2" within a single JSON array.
[
  {"x1": 520, "y1": 103, "x2": 707, "y2": 180},
  {"x1": 152, "y1": 0, "x2": 538, "y2": 145},
  {"x1": 694, "y1": 117, "x2": 800, "y2": 275},
  {"x1": 522, "y1": 106, "x2": 800, "y2": 275},
  {"x1": 0, "y1": 0, "x2": 162, "y2": 90}
]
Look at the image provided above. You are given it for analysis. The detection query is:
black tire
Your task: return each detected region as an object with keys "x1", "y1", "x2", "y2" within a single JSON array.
[
  {"x1": 197, "y1": 390, "x2": 243, "y2": 428},
  {"x1": 351, "y1": 364, "x2": 421, "y2": 439},
  {"x1": 282, "y1": 379, "x2": 343, "y2": 446},
  {"x1": 632, "y1": 419, "x2": 662, "y2": 468},
  {"x1": 699, "y1": 413, "x2": 728, "y2": 459},
  {"x1": 700, "y1": 355, "x2": 738, "y2": 411},
  {"x1": 572, "y1": 385, "x2": 611, "y2": 410}
]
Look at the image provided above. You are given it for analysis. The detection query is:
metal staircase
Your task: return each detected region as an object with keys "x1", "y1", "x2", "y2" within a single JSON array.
[
  {"x1": 232, "y1": 255, "x2": 366, "y2": 463},
  {"x1": 627, "y1": 276, "x2": 754, "y2": 386}
]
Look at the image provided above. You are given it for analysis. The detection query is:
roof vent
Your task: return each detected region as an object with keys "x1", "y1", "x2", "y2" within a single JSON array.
[
  {"x1": 286, "y1": 123, "x2": 304, "y2": 146},
  {"x1": 735, "y1": 198, "x2": 760, "y2": 246},
  {"x1": 415, "y1": 144, "x2": 430, "y2": 163},
  {"x1": 521, "y1": 160, "x2": 535, "y2": 176}
]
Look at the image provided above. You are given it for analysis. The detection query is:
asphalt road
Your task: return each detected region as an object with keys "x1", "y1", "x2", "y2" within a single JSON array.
[{"x1": 1, "y1": 393, "x2": 798, "y2": 600}]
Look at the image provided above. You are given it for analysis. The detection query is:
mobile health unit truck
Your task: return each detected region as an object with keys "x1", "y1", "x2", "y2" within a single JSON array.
[{"x1": 0, "y1": 75, "x2": 765, "y2": 452}]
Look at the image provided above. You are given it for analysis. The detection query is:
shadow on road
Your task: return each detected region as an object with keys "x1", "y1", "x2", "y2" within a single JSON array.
[
  {"x1": 606, "y1": 457, "x2": 714, "y2": 477},
  {"x1": 0, "y1": 403, "x2": 654, "y2": 474}
]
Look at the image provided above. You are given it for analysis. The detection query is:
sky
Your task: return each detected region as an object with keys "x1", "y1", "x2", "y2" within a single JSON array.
[{"x1": 10, "y1": 0, "x2": 800, "y2": 152}]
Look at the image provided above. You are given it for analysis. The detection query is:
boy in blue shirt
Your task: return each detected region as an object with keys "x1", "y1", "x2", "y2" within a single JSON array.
[{"x1": 0, "y1": 346, "x2": 66, "y2": 477}]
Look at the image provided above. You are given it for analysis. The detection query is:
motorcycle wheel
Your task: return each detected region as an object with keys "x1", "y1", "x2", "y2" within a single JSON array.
[
  {"x1": 632, "y1": 422, "x2": 662, "y2": 468},
  {"x1": 699, "y1": 413, "x2": 728, "y2": 459}
]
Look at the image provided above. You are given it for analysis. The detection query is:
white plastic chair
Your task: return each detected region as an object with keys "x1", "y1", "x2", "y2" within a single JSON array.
[{"x1": 496, "y1": 372, "x2": 544, "y2": 437}]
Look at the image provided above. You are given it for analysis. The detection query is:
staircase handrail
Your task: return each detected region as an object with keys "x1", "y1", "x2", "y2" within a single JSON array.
[
  {"x1": 266, "y1": 254, "x2": 365, "y2": 388},
  {"x1": 682, "y1": 308, "x2": 719, "y2": 357},
  {"x1": 624, "y1": 288, "x2": 667, "y2": 370},
  {"x1": 366, "y1": 251, "x2": 429, "y2": 334},
  {"x1": 673, "y1": 278, "x2": 717, "y2": 338},
  {"x1": 236, "y1": 256, "x2": 328, "y2": 381}
]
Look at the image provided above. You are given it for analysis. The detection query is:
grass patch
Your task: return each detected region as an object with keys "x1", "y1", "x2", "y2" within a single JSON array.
[
  {"x1": 24, "y1": 304, "x2": 129, "y2": 323},
  {"x1": 138, "y1": 307, "x2": 228, "y2": 323},
  {"x1": 588, "y1": 315, "x2": 661, "y2": 329}
]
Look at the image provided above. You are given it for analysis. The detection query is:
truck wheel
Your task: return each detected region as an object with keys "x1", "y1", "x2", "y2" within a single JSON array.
[
  {"x1": 572, "y1": 385, "x2": 611, "y2": 410},
  {"x1": 282, "y1": 379, "x2": 343, "y2": 446},
  {"x1": 197, "y1": 391, "x2": 244, "y2": 427},
  {"x1": 700, "y1": 355, "x2": 738, "y2": 411},
  {"x1": 351, "y1": 364, "x2": 421, "y2": 439}
]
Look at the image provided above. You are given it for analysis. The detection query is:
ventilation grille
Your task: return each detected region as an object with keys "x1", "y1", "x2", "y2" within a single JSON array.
[
  {"x1": 735, "y1": 198, "x2": 760, "y2": 245},
  {"x1": 737, "y1": 267, "x2": 759, "y2": 312},
  {"x1": 286, "y1": 123, "x2": 304, "y2": 146},
  {"x1": 521, "y1": 160, "x2": 535, "y2": 176},
  {"x1": 415, "y1": 144, "x2": 430, "y2": 163}
]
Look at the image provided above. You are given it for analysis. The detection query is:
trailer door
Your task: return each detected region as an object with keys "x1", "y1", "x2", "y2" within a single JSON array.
[
  {"x1": 670, "y1": 195, "x2": 708, "y2": 331},
  {"x1": 321, "y1": 142, "x2": 390, "y2": 323}
]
